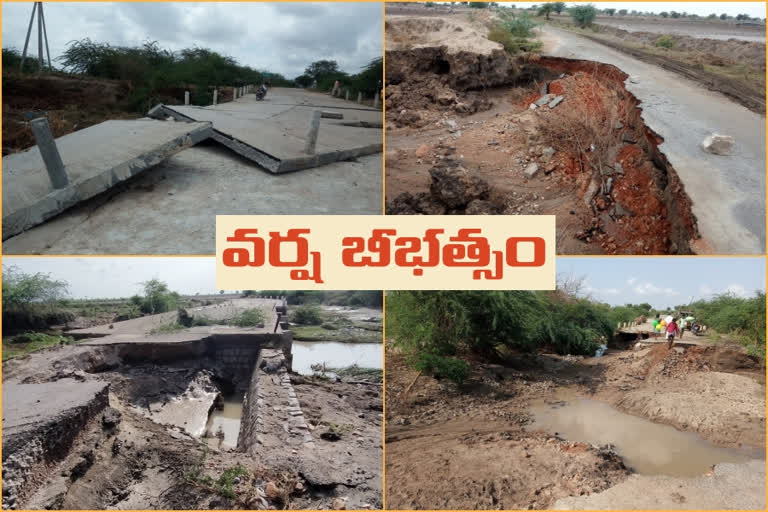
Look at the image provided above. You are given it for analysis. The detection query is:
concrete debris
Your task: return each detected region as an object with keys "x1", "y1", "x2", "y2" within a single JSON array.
[
  {"x1": 320, "y1": 111, "x2": 344, "y2": 119},
  {"x1": 700, "y1": 133, "x2": 735, "y2": 156},
  {"x1": 524, "y1": 162, "x2": 539, "y2": 178},
  {"x1": 548, "y1": 95, "x2": 565, "y2": 108},
  {"x1": 529, "y1": 103, "x2": 538, "y2": 110},
  {"x1": 534, "y1": 94, "x2": 554, "y2": 107}
]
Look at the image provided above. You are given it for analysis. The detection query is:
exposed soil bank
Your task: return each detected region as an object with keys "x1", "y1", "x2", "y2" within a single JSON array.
[
  {"x1": 2, "y1": 339, "x2": 381, "y2": 509},
  {"x1": 386, "y1": 43, "x2": 698, "y2": 254},
  {"x1": 385, "y1": 343, "x2": 764, "y2": 509}
]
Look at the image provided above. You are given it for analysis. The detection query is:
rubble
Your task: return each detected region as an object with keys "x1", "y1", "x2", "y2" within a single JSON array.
[{"x1": 700, "y1": 133, "x2": 735, "y2": 155}]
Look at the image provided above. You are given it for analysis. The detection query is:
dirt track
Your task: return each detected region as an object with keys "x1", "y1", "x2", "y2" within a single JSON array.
[
  {"x1": 539, "y1": 25, "x2": 765, "y2": 254},
  {"x1": 385, "y1": 343, "x2": 765, "y2": 510}
]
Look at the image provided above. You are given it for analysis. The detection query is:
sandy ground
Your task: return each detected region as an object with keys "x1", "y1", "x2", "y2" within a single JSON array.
[
  {"x1": 539, "y1": 25, "x2": 765, "y2": 254},
  {"x1": 385, "y1": 343, "x2": 765, "y2": 510},
  {"x1": 591, "y1": 16, "x2": 766, "y2": 42}
]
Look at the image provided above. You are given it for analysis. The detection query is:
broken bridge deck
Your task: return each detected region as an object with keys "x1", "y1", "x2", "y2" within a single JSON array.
[
  {"x1": 149, "y1": 87, "x2": 382, "y2": 173},
  {"x1": 2, "y1": 119, "x2": 212, "y2": 240}
]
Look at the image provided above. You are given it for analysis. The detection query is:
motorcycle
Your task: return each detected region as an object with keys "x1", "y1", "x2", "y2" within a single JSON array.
[{"x1": 255, "y1": 85, "x2": 268, "y2": 101}]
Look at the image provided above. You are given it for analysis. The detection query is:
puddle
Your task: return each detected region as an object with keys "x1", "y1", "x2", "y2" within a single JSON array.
[
  {"x1": 204, "y1": 394, "x2": 243, "y2": 449},
  {"x1": 528, "y1": 398, "x2": 761, "y2": 477},
  {"x1": 291, "y1": 341, "x2": 382, "y2": 375}
]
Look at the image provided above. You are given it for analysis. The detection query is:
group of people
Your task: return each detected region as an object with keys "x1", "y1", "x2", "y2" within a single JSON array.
[{"x1": 652, "y1": 314, "x2": 686, "y2": 348}]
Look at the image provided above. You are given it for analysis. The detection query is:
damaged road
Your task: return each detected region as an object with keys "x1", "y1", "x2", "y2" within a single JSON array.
[{"x1": 2, "y1": 301, "x2": 382, "y2": 510}]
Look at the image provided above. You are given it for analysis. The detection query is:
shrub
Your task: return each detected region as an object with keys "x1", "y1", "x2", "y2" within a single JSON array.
[
  {"x1": 569, "y1": 4, "x2": 598, "y2": 28},
  {"x1": 412, "y1": 352, "x2": 470, "y2": 385},
  {"x1": 232, "y1": 308, "x2": 266, "y2": 327},
  {"x1": 291, "y1": 305, "x2": 324, "y2": 325},
  {"x1": 655, "y1": 35, "x2": 676, "y2": 49},
  {"x1": 488, "y1": 25, "x2": 543, "y2": 55}
]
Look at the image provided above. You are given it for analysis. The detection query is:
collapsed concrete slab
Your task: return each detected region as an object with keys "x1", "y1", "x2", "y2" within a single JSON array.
[
  {"x1": 2, "y1": 119, "x2": 212, "y2": 240},
  {"x1": 148, "y1": 88, "x2": 382, "y2": 173}
]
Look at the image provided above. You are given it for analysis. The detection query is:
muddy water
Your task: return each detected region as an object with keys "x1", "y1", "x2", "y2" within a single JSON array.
[
  {"x1": 528, "y1": 398, "x2": 760, "y2": 477},
  {"x1": 204, "y1": 395, "x2": 244, "y2": 449},
  {"x1": 291, "y1": 341, "x2": 383, "y2": 375}
]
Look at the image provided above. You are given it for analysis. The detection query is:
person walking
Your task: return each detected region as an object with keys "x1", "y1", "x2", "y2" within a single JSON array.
[{"x1": 665, "y1": 317, "x2": 681, "y2": 349}]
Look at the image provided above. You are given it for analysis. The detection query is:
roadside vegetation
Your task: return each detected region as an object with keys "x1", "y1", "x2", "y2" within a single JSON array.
[
  {"x1": 289, "y1": 304, "x2": 381, "y2": 344},
  {"x1": 294, "y1": 58, "x2": 382, "y2": 101},
  {"x1": 256, "y1": 290, "x2": 383, "y2": 308},
  {"x1": 488, "y1": 11, "x2": 543, "y2": 55},
  {"x1": 387, "y1": 285, "x2": 766, "y2": 383}
]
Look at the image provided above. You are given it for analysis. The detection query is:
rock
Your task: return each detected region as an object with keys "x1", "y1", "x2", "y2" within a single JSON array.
[
  {"x1": 454, "y1": 102, "x2": 471, "y2": 114},
  {"x1": 524, "y1": 163, "x2": 539, "y2": 178},
  {"x1": 332, "y1": 497, "x2": 347, "y2": 510},
  {"x1": 701, "y1": 133, "x2": 734, "y2": 156},
  {"x1": 265, "y1": 481, "x2": 282, "y2": 499},
  {"x1": 614, "y1": 162, "x2": 624, "y2": 175},
  {"x1": 414, "y1": 144, "x2": 430, "y2": 158},
  {"x1": 614, "y1": 203, "x2": 634, "y2": 218},
  {"x1": 615, "y1": 121, "x2": 624, "y2": 130},
  {"x1": 541, "y1": 146, "x2": 556, "y2": 161},
  {"x1": 539, "y1": 82, "x2": 549, "y2": 95},
  {"x1": 429, "y1": 162, "x2": 490, "y2": 208},
  {"x1": 465, "y1": 199, "x2": 504, "y2": 215},
  {"x1": 445, "y1": 119, "x2": 458, "y2": 132},
  {"x1": 436, "y1": 90, "x2": 456, "y2": 105},
  {"x1": 487, "y1": 140, "x2": 499, "y2": 146},
  {"x1": 548, "y1": 95, "x2": 564, "y2": 108},
  {"x1": 529, "y1": 103, "x2": 538, "y2": 110},
  {"x1": 622, "y1": 132, "x2": 637, "y2": 144},
  {"x1": 534, "y1": 94, "x2": 554, "y2": 107}
]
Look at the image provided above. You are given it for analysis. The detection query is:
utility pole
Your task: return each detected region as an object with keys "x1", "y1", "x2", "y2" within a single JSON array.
[{"x1": 20, "y1": 2, "x2": 52, "y2": 73}]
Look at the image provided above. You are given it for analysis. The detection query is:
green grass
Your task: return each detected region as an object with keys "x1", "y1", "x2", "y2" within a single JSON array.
[
  {"x1": 230, "y1": 308, "x2": 266, "y2": 327},
  {"x1": 291, "y1": 322, "x2": 382, "y2": 343},
  {"x1": 149, "y1": 322, "x2": 186, "y2": 335},
  {"x1": 2, "y1": 332, "x2": 75, "y2": 360}
]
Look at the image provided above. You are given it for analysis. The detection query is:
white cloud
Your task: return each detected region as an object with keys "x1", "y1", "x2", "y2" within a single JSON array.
[
  {"x1": 726, "y1": 284, "x2": 749, "y2": 298},
  {"x1": 627, "y1": 277, "x2": 637, "y2": 286},
  {"x1": 634, "y1": 281, "x2": 679, "y2": 296}
]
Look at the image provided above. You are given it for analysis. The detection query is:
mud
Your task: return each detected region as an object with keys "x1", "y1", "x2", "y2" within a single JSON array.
[
  {"x1": 3, "y1": 338, "x2": 381, "y2": 509},
  {"x1": 385, "y1": 44, "x2": 698, "y2": 253},
  {"x1": 385, "y1": 342, "x2": 765, "y2": 510}
]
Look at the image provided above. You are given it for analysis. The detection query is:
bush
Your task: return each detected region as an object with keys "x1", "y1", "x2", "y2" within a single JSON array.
[
  {"x1": 291, "y1": 305, "x2": 324, "y2": 325},
  {"x1": 692, "y1": 292, "x2": 765, "y2": 346},
  {"x1": 655, "y1": 35, "x2": 676, "y2": 49},
  {"x1": 412, "y1": 352, "x2": 470, "y2": 385},
  {"x1": 488, "y1": 25, "x2": 543, "y2": 55},
  {"x1": 232, "y1": 308, "x2": 266, "y2": 327},
  {"x1": 139, "y1": 279, "x2": 179, "y2": 314},
  {"x1": 569, "y1": 4, "x2": 598, "y2": 28}
]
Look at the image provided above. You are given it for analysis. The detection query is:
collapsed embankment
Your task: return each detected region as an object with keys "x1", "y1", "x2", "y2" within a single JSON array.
[
  {"x1": 385, "y1": 35, "x2": 699, "y2": 254},
  {"x1": 385, "y1": 342, "x2": 765, "y2": 510}
]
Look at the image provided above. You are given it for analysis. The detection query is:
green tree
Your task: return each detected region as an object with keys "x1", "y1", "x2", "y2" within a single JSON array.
[
  {"x1": 720, "y1": 13, "x2": 728, "y2": 20},
  {"x1": 538, "y1": 3, "x2": 553, "y2": 19},
  {"x1": 670, "y1": 11, "x2": 680, "y2": 18},
  {"x1": 2, "y1": 266, "x2": 69, "y2": 312},
  {"x1": 604, "y1": 8, "x2": 616, "y2": 16},
  {"x1": 569, "y1": 4, "x2": 598, "y2": 27},
  {"x1": 552, "y1": 2, "x2": 566, "y2": 14},
  {"x1": 140, "y1": 279, "x2": 179, "y2": 314},
  {"x1": 469, "y1": 2, "x2": 489, "y2": 8},
  {"x1": 618, "y1": 8, "x2": 628, "y2": 15},
  {"x1": 660, "y1": 11, "x2": 669, "y2": 18}
]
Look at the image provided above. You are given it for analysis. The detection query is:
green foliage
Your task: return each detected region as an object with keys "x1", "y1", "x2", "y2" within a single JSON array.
[
  {"x1": 538, "y1": 3, "x2": 553, "y2": 19},
  {"x1": 55, "y1": 38, "x2": 292, "y2": 112},
  {"x1": 469, "y1": 2, "x2": 489, "y2": 8},
  {"x1": 552, "y1": 2, "x2": 566, "y2": 14},
  {"x1": 603, "y1": 303, "x2": 653, "y2": 327},
  {"x1": 214, "y1": 466, "x2": 249, "y2": 499},
  {"x1": 291, "y1": 305, "x2": 324, "y2": 325},
  {"x1": 660, "y1": 11, "x2": 669, "y2": 18},
  {"x1": 149, "y1": 321, "x2": 186, "y2": 335},
  {"x1": 569, "y1": 4, "x2": 598, "y2": 27},
  {"x1": 655, "y1": 35, "x2": 676, "y2": 49},
  {"x1": 618, "y1": 9, "x2": 628, "y2": 15},
  {"x1": 604, "y1": 8, "x2": 616, "y2": 16},
  {"x1": 488, "y1": 26, "x2": 543, "y2": 55},
  {"x1": 261, "y1": 290, "x2": 382, "y2": 308},
  {"x1": 231, "y1": 308, "x2": 266, "y2": 327},
  {"x1": 503, "y1": 12, "x2": 537, "y2": 37},
  {"x1": 139, "y1": 278, "x2": 179, "y2": 314},
  {"x1": 386, "y1": 291, "x2": 611, "y2": 362},
  {"x1": 412, "y1": 352, "x2": 470, "y2": 385},
  {"x1": 297, "y1": 58, "x2": 382, "y2": 101},
  {"x1": 3, "y1": 265, "x2": 69, "y2": 312},
  {"x1": 3, "y1": 332, "x2": 74, "y2": 360},
  {"x1": 691, "y1": 292, "x2": 765, "y2": 346}
]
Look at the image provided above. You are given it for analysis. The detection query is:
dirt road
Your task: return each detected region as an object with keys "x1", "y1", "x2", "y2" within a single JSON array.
[{"x1": 539, "y1": 26, "x2": 765, "y2": 254}]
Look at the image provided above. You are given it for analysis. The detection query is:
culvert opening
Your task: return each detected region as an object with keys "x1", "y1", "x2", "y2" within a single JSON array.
[
  {"x1": 385, "y1": 49, "x2": 700, "y2": 254},
  {"x1": 203, "y1": 390, "x2": 245, "y2": 449}
]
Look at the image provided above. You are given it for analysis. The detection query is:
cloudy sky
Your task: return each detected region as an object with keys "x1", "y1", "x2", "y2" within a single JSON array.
[
  {"x1": 1, "y1": 2, "x2": 382, "y2": 78},
  {"x1": 506, "y1": 2, "x2": 765, "y2": 17},
  {"x1": 560, "y1": 257, "x2": 765, "y2": 309}
]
